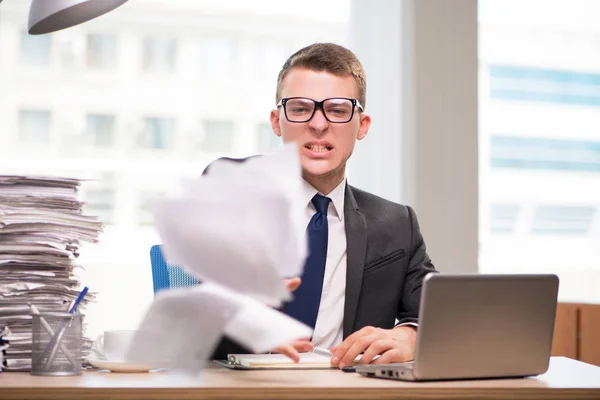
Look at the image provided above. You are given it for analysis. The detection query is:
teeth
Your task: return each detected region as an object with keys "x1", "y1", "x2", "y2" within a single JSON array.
[{"x1": 308, "y1": 145, "x2": 330, "y2": 152}]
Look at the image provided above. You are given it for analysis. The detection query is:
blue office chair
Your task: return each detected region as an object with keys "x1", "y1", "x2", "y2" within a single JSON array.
[{"x1": 150, "y1": 245, "x2": 199, "y2": 294}]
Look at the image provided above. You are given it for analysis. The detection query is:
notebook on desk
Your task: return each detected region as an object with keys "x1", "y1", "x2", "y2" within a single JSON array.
[{"x1": 214, "y1": 347, "x2": 360, "y2": 370}]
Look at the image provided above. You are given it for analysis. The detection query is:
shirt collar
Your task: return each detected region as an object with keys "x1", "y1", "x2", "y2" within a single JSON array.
[{"x1": 301, "y1": 178, "x2": 346, "y2": 221}]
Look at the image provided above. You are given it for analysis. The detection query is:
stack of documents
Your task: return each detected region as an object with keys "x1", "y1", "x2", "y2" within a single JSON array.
[{"x1": 0, "y1": 175, "x2": 102, "y2": 371}]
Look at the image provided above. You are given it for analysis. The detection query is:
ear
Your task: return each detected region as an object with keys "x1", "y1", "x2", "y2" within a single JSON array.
[
  {"x1": 357, "y1": 113, "x2": 371, "y2": 141},
  {"x1": 270, "y1": 109, "x2": 282, "y2": 137}
]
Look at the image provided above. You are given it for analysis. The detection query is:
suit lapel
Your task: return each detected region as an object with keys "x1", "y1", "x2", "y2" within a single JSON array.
[{"x1": 343, "y1": 184, "x2": 367, "y2": 338}]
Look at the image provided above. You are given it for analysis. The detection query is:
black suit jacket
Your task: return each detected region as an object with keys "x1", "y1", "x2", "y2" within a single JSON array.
[{"x1": 205, "y1": 159, "x2": 437, "y2": 359}]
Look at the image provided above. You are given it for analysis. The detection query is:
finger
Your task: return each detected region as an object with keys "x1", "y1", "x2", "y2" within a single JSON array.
[
  {"x1": 372, "y1": 347, "x2": 412, "y2": 365},
  {"x1": 285, "y1": 277, "x2": 302, "y2": 292},
  {"x1": 290, "y1": 340, "x2": 313, "y2": 353},
  {"x1": 359, "y1": 339, "x2": 397, "y2": 364},
  {"x1": 339, "y1": 332, "x2": 383, "y2": 368},
  {"x1": 274, "y1": 344, "x2": 300, "y2": 363},
  {"x1": 331, "y1": 326, "x2": 375, "y2": 363}
]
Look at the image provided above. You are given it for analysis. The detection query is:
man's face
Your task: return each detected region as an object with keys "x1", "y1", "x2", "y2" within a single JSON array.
[{"x1": 270, "y1": 68, "x2": 370, "y2": 183}]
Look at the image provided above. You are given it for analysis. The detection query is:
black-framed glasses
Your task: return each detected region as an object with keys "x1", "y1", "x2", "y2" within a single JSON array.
[{"x1": 276, "y1": 97, "x2": 364, "y2": 123}]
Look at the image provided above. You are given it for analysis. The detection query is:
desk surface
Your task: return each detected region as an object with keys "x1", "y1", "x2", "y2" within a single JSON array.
[{"x1": 2, "y1": 357, "x2": 600, "y2": 400}]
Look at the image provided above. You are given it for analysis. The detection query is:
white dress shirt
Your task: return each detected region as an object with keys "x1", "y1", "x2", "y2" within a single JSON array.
[
  {"x1": 301, "y1": 178, "x2": 418, "y2": 349},
  {"x1": 301, "y1": 178, "x2": 347, "y2": 349}
]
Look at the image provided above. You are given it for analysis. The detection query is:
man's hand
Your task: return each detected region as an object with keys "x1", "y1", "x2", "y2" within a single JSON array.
[
  {"x1": 271, "y1": 338, "x2": 313, "y2": 363},
  {"x1": 330, "y1": 326, "x2": 417, "y2": 369},
  {"x1": 284, "y1": 277, "x2": 301, "y2": 293},
  {"x1": 270, "y1": 277, "x2": 312, "y2": 362}
]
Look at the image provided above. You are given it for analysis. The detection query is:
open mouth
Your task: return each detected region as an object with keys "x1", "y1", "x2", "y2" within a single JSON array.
[{"x1": 305, "y1": 144, "x2": 333, "y2": 153}]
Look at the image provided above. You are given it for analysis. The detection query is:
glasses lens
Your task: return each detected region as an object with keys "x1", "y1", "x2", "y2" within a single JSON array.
[
  {"x1": 323, "y1": 98, "x2": 354, "y2": 122},
  {"x1": 285, "y1": 98, "x2": 316, "y2": 122}
]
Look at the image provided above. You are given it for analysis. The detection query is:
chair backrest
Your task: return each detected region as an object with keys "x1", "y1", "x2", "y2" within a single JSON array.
[{"x1": 149, "y1": 245, "x2": 199, "y2": 294}]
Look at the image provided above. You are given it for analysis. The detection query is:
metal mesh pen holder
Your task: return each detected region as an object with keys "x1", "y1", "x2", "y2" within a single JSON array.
[{"x1": 31, "y1": 312, "x2": 83, "y2": 376}]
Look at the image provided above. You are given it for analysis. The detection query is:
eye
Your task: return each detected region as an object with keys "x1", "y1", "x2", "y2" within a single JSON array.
[
  {"x1": 289, "y1": 106, "x2": 311, "y2": 113},
  {"x1": 328, "y1": 108, "x2": 350, "y2": 116}
]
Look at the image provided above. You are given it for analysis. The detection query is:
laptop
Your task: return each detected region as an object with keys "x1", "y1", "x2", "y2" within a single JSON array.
[{"x1": 355, "y1": 273, "x2": 559, "y2": 381}]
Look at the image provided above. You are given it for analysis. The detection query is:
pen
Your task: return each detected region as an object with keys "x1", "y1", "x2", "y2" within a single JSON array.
[{"x1": 68, "y1": 286, "x2": 89, "y2": 313}]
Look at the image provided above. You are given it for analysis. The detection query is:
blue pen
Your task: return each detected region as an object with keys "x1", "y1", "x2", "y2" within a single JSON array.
[
  {"x1": 43, "y1": 286, "x2": 89, "y2": 369},
  {"x1": 68, "y1": 286, "x2": 88, "y2": 313}
]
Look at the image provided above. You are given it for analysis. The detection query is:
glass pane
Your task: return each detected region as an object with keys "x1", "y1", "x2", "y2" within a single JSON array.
[
  {"x1": 18, "y1": 109, "x2": 51, "y2": 144},
  {"x1": 139, "y1": 117, "x2": 175, "y2": 149},
  {"x1": 86, "y1": 114, "x2": 115, "y2": 148},
  {"x1": 479, "y1": 0, "x2": 600, "y2": 303},
  {"x1": 142, "y1": 37, "x2": 177, "y2": 73},
  {"x1": 20, "y1": 31, "x2": 51, "y2": 66}
]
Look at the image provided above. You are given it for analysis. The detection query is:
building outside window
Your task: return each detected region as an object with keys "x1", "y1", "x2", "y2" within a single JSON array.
[{"x1": 0, "y1": 0, "x2": 350, "y2": 336}]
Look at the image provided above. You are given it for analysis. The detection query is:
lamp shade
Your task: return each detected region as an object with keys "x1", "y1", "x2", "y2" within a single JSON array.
[{"x1": 28, "y1": 0, "x2": 128, "y2": 35}]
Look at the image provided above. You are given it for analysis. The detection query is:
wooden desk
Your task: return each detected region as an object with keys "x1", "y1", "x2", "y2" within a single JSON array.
[{"x1": 2, "y1": 357, "x2": 600, "y2": 400}]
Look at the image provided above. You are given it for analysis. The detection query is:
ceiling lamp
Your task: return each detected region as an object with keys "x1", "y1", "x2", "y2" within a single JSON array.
[{"x1": 27, "y1": 0, "x2": 128, "y2": 35}]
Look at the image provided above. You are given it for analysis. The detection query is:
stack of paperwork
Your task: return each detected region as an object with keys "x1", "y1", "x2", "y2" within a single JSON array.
[{"x1": 0, "y1": 175, "x2": 102, "y2": 371}]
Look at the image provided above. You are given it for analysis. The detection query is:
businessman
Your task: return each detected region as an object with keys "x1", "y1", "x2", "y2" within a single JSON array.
[{"x1": 211, "y1": 43, "x2": 437, "y2": 368}]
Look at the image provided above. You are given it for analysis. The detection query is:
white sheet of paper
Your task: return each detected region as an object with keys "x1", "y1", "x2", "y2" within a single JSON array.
[
  {"x1": 126, "y1": 283, "x2": 239, "y2": 374},
  {"x1": 151, "y1": 143, "x2": 307, "y2": 306},
  {"x1": 127, "y1": 283, "x2": 311, "y2": 372},
  {"x1": 223, "y1": 296, "x2": 312, "y2": 353}
]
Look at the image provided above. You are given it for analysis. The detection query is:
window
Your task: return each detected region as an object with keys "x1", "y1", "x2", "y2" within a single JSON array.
[
  {"x1": 138, "y1": 117, "x2": 175, "y2": 150},
  {"x1": 87, "y1": 34, "x2": 117, "y2": 69},
  {"x1": 18, "y1": 109, "x2": 51, "y2": 144},
  {"x1": 479, "y1": 0, "x2": 600, "y2": 303},
  {"x1": 256, "y1": 122, "x2": 281, "y2": 153},
  {"x1": 20, "y1": 31, "x2": 51, "y2": 66},
  {"x1": 0, "y1": 0, "x2": 350, "y2": 337},
  {"x1": 200, "y1": 120, "x2": 235, "y2": 152},
  {"x1": 86, "y1": 114, "x2": 116, "y2": 148},
  {"x1": 142, "y1": 37, "x2": 177, "y2": 73}
]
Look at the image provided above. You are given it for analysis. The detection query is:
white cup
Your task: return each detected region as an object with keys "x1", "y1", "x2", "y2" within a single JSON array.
[{"x1": 92, "y1": 330, "x2": 137, "y2": 362}]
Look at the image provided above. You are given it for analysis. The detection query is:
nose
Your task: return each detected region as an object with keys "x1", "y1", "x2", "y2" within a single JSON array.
[{"x1": 308, "y1": 107, "x2": 329, "y2": 132}]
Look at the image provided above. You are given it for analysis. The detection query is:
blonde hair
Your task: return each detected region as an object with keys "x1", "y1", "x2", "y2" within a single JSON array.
[{"x1": 275, "y1": 43, "x2": 367, "y2": 108}]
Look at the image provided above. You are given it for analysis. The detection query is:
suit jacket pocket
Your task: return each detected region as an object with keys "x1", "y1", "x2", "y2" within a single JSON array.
[{"x1": 363, "y1": 249, "x2": 407, "y2": 275}]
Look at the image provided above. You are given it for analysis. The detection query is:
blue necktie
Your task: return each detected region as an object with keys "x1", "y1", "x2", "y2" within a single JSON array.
[{"x1": 285, "y1": 194, "x2": 331, "y2": 328}]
